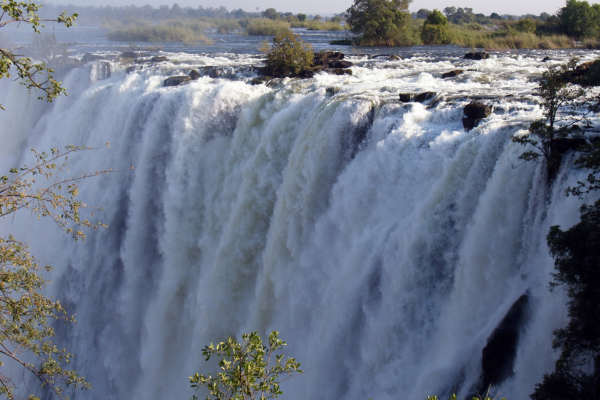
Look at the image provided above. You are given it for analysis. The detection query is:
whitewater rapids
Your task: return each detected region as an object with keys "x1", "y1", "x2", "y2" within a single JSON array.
[{"x1": 1, "y1": 49, "x2": 599, "y2": 400}]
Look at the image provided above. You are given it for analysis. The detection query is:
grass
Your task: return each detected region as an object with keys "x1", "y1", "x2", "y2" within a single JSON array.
[
  {"x1": 107, "y1": 21, "x2": 212, "y2": 44},
  {"x1": 306, "y1": 21, "x2": 345, "y2": 31},
  {"x1": 245, "y1": 19, "x2": 291, "y2": 36},
  {"x1": 447, "y1": 25, "x2": 575, "y2": 50}
]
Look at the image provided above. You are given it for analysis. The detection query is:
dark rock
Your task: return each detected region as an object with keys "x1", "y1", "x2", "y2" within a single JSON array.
[
  {"x1": 152, "y1": 56, "x2": 168, "y2": 62},
  {"x1": 542, "y1": 56, "x2": 551, "y2": 62},
  {"x1": 329, "y1": 60, "x2": 354, "y2": 68},
  {"x1": 480, "y1": 295, "x2": 530, "y2": 390},
  {"x1": 249, "y1": 76, "x2": 272, "y2": 85},
  {"x1": 414, "y1": 92, "x2": 436, "y2": 103},
  {"x1": 314, "y1": 51, "x2": 344, "y2": 62},
  {"x1": 463, "y1": 117, "x2": 480, "y2": 131},
  {"x1": 164, "y1": 76, "x2": 191, "y2": 87},
  {"x1": 82, "y1": 53, "x2": 104, "y2": 63},
  {"x1": 299, "y1": 69, "x2": 315, "y2": 78},
  {"x1": 326, "y1": 86, "x2": 341, "y2": 96},
  {"x1": 464, "y1": 102, "x2": 492, "y2": 119},
  {"x1": 553, "y1": 137, "x2": 589, "y2": 154},
  {"x1": 399, "y1": 93, "x2": 413, "y2": 102},
  {"x1": 208, "y1": 68, "x2": 225, "y2": 78},
  {"x1": 464, "y1": 52, "x2": 490, "y2": 60},
  {"x1": 442, "y1": 69, "x2": 464, "y2": 79},
  {"x1": 189, "y1": 70, "x2": 201, "y2": 80},
  {"x1": 126, "y1": 65, "x2": 143, "y2": 74},
  {"x1": 388, "y1": 55, "x2": 400, "y2": 61},
  {"x1": 327, "y1": 68, "x2": 352, "y2": 76}
]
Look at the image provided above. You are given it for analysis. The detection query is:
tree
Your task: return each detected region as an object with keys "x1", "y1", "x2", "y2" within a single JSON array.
[
  {"x1": 531, "y1": 199, "x2": 600, "y2": 400},
  {"x1": 421, "y1": 9, "x2": 448, "y2": 44},
  {"x1": 511, "y1": 58, "x2": 593, "y2": 180},
  {"x1": 262, "y1": 31, "x2": 313, "y2": 77},
  {"x1": 558, "y1": 0, "x2": 600, "y2": 38},
  {"x1": 297, "y1": 13, "x2": 307, "y2": 22},
  {"x1": 516, "y1": 18, "x2": 537, "y2": 33},
  {"x1": 263, "y1": 8, "x2": 279, "y2": 20},
  {"x1": 0, "y1": 145, "x2": 114, "y2": 399},
  {"x1": 0, "y1": 1, "x2": 77, "y2": 110},
  {"x1": 189, "y1": 331, "x2": 303, "y2": 400},
  {"x1": 0, "y1": 3, "x2": 109, "y2": 399},
  {"x1": 443, "y1": 6, "x2": 456, "y2": 16},
  {"x1": 346, "y1": 0, "x2": 414, "y2": 46},
  {"x1": 416, "y1": 9, "x2": 431, "y2": 19}
]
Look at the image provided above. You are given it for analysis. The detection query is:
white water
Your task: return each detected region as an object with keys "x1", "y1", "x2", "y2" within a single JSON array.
[{"x1": 0, "y1": 51, "x2": 598, "y2": 400}]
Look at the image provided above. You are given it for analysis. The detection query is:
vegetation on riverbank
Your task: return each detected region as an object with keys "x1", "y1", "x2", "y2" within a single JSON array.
[{"x1": 106, "y1": 20, "x2": 212, "y2": 43}]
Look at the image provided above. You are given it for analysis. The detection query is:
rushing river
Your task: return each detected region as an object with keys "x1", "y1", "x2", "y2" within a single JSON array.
[{"x1": 1, "y1": 26, "x2": 599, "y2": 400}]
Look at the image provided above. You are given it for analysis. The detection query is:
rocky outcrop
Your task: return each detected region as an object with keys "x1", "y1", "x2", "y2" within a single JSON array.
[
  {"x1": 442, "y1": 70, "x2": 464, "y2": 79},
  {"x1": 388, "y1": 55, "x2": 400, "y2": 61},
  {"x1": 152, "y1": 56, "x2": 168, "y2": 62},
  {"x1": 312, "y1": 52, "x2": 353, "y2": 75},
  {"x1": 479, "y1": 295, "x2": 530, "y2": 391},
  {"x1": 164, "y1": 76, "x2": 191, "y2": 87},
  {"x1": 463, "y1": 102, "x2": 492, "y2": 131},
  {"x1": 209, "y1": 68, "x2": 225, "y2": 78},
  {"x1": 189, "y1": 70, "x2": 201, "y2": 80},
  {"x1": 561, "y1": 60, "x2": 600, "y2": 86},
  {"x1": 552, "y1": 137, "x2": 588, "y2": 154},
  {"x1": 399, "y1": 92, "x2": 436, "y2": 103},
  {"x1": 464, "y1": 52, "x2": 490, "y2": 60}
]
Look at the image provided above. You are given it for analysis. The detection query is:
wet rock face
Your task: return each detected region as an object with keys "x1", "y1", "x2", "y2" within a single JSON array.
[
  {"x1": 152, "y1": 56, "x2": 168, "y2": 62},
  {"x1": 464, "y1": 102, "x2": 492, "y2": 119},
  {"x1": 164, "y1": 76, "x2": 191, "y2": 87},
  {"x1": 189, "y1": 70, "x2": 201, "y2": 80},
  {"x1": 398, "y1": 92, "x2": 436, "y2": 103},
  {"x1": 480, "y1": 295, "x2": 530, "y2": 391}
]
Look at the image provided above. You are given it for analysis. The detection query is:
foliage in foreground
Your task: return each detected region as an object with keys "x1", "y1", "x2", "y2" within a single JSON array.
[
  {"x1": 0, "y1": 145, "x2": 114, "y2": 399},
  {"x1": 0, "y1": 0, "x2": 77, "y2": 110},
  {"x1": 189, "y1": 331, "x2": 303, "y2": 400},
  {"x1": 262, "y1": 31, "x2": 313, "y2": 77}
]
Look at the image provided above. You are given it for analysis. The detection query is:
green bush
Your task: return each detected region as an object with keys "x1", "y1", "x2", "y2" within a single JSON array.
[
  {"x1": 421, "y1": 9, "x2": 449, "y2": 44},
  {"x1": 516, "y1": 18, "x2": 537, "y2": 33},
  {"x1": 264, "y1": 31, "x2": 314, "y2": 77}
]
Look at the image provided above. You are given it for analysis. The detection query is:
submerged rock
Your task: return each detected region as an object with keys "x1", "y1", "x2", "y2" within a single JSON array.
[
  {"x1": 164, "y1": 76, "x2": 191, "y2": 87},
  {"x1": 388, "y1": 54, "x2": 400, "y2": 61},
  {"x1": 399, "y1": 93, "x2": 413, "y2": 102},
  {"x1": 442, "y1": 70, "x2": 464, "y2": 79},
  {"x1": 189, "y1": 70, "x2": 201, "y2": 80},
  {"x1": 152, "y1": 56, "x2": 168, "y2": 62}
]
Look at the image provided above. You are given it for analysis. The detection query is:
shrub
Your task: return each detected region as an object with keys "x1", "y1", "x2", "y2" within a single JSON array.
[
  {"x1": 421, "y1": 9, "x2": 449, "y2": 44},
  {"x1": 516, "y1": 18, "x2": 537, "y2": 33},
  {"x1": 264, "y1": 31, "x2": 314, "y2": 77}
]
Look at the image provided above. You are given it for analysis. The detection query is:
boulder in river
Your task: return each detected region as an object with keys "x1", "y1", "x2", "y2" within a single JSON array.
[
  {"x1": 399, "y1": 93, "x2": 413, "y2": 102},
  {"x1": 464, "y1": 52, "x2": 490, "y2": 60},
  {"x1": 414, "y1": 92, "x2": 436, "y2": 103},
  {"x1": 164, "y1": 76, "x2": 191, "y2": 87},
  {"x1": 464, "y1": 102, "x2": 492, "y2": 119},
  {"x1": 442, "y1": 70, "x2": 464, "y2": 79},
  {"x1": 388, "y1": 55, "x2": 400, "y2": 61},
  {"x1": 152, "y1": 56, "x2": 168, "y2": 62},
  {"x1": 189, "y1": 70, "x2": 201, "y2": 80}
]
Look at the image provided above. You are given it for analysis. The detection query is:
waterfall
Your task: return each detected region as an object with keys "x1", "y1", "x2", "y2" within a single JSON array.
[{"x1": 0, "y1": 52, "x2": 596, "y2": 400}]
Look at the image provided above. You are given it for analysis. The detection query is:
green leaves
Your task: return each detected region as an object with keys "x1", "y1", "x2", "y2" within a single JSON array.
[
  {"x1": 0, "y1": 0, "x2": 78, "y2": 110},
  {"x1": 264, "y1": 31, "x2": 313, "y2": 77},
  {"x1": 190, "y1": 331, "x2": 303, "y2": 400}
]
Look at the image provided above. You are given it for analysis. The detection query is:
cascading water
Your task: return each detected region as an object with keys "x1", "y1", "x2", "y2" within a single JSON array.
[{"x1": 1, "y1": 49, "x2": 598, "y2": 400}]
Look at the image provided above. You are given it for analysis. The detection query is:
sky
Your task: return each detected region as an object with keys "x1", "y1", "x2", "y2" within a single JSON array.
[{"x1": 44, "y1": 0, "x2": 578, "y2": 17}]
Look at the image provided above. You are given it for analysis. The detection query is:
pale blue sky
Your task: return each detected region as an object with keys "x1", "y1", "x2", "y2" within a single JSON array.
[{"x1": 46, "y1": 0, "x2": 578, "y2": 16}]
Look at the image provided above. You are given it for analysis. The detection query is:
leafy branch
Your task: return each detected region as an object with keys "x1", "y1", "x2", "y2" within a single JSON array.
[{"x1": 189, "y1": 331, "x2": 303, "y2": 400}]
